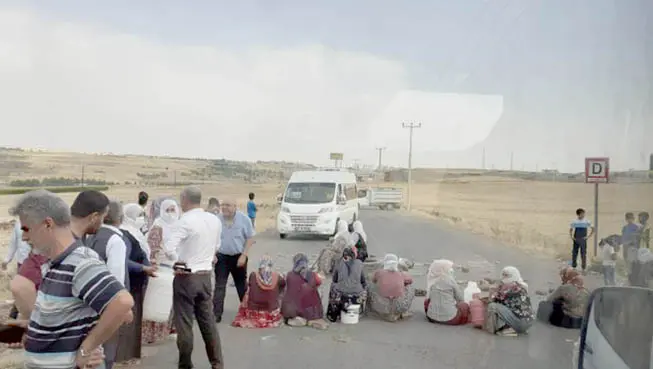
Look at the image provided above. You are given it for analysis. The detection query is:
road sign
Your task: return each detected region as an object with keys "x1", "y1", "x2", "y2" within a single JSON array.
[
  {"x1": 585, "y1": 157, "x2": 610, "y2": 184},
  {"x1": 330, "y1": 153, "x2": 344, "y2": 160}
]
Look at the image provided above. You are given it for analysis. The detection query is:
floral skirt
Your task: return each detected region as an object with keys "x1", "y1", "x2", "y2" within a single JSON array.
[
  {"x1": 141, "y1": 308, "x2": 175, "y2": 345},
  {"x1": 368, "y1": 284, "x2": 415, "y2": 320},
  {"x1": 232, "y1": 305, "x2": 283, "y2": 329}
]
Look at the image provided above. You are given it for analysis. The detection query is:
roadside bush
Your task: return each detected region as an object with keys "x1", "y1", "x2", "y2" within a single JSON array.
[
  {"x1": 0, "y1": 186, "x2": 110, "y2": 196},
  {"x1": 10, "y1": 177, "x2": 110, "y2": 187}
]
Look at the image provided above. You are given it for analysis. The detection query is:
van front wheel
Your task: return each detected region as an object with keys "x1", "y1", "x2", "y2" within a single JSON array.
[{"x1": 279, "y1": 233, "x2": 287, "y2": 239}]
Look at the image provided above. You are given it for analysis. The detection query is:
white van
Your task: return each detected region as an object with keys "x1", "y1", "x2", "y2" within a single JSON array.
[{"x1": 277, "y1": 170, "x2": 359, "y2": 239}]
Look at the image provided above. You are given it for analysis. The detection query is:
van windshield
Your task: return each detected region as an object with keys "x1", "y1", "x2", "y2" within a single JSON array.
[{"x1": 284, "y1": 182, "x2": 336, "y2": 204}]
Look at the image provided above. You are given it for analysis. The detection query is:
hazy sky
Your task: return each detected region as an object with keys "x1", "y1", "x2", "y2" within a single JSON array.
[{"x1": 0, "y1": 1, "x2": 651, "y2": 172}]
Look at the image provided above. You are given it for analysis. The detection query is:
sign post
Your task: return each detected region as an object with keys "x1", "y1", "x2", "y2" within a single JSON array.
[
  {"x1": 330, "y1": 153, "x2": 344, "y2": 168},
  {"x1": 585, "y1": 157, "x2": 610, "y2": 256}
]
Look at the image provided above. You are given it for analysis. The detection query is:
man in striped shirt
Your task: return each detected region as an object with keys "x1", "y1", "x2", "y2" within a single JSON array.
[{"x1": 9, "y1": 190, "x2": 134, "y2": 369}]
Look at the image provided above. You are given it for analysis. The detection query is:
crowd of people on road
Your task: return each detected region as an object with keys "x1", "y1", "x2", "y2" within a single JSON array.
[{"x1": 1, "y1": 185, "x2": 651, "y2": 368}]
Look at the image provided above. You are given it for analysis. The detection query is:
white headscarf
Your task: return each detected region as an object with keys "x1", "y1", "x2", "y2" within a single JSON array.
[
  {"x1": 153, "y1": 199, "x2": 180, "y2": 243},
  {"x1": 121, "y1": 203, "x2": 150, "y2": 258},
  {"x1": 427, "y1": 259, "x2": 455, "y2": 291},
  {"x1": 352, "y1": 220, "x2": 367, "y2": 243},
  {"x1": 501, "y1": 266, "x2": 528, "y2": 290},
  {"x1": 333, "y1": 219, "x2": 353, "y2": 248},
  {"x1": 383, "y1": 253, "x2": 399, "y2": 272}
]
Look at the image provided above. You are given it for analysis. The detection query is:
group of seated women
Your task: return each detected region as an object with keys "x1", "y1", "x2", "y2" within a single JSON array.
[
  {"x1": 424, "y1": 260, "x2": 536, "y2": 336},
  {"x1": 232, "y1": 240, "x2": 588, "y2": 335},
  {"x1": 231, "y1": 248, "x2": 416, "y2": 328}
]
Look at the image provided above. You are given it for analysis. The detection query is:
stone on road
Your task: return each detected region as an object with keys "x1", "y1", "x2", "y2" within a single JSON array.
[{"x1": 137, "y1": 210, "x2": 579, "y2": 369}]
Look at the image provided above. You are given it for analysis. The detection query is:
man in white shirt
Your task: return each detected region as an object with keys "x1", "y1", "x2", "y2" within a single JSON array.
[
  {"x1": 2, "y1": 219, "x2": 32, "y2": 270},
  {"x1": 85, "y1": 200, "x2": 128, "y2": 287},
  {"x1": 165, "y1": 185, "x2": 223, "y2": 369}
]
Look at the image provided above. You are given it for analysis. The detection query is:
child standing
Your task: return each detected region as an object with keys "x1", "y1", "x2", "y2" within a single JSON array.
[
  {"x1": 638, "y1": 212, "x2": 650, "y2": 249},
  {"x1": 247, "y1": 192, "x2": 257, "y2": 228},
  {"x1": 569, "y1": 208, "x2": 594, "y2": 272},
  {"x1": 622, "y1": 212, "x2": 641, "y2": 268},
  {"x1": 599, "y1": 237, "x2": 618, "y2": 285}
]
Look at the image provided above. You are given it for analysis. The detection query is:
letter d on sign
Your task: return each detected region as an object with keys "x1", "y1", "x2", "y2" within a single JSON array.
[{"x1": 592, "y1": 163, "x2": 602, "y2": 174}]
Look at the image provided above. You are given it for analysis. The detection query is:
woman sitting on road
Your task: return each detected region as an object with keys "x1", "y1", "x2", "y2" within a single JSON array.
[
  {"x1": 536, "y1": 266, "x2": 588, "y2": 329},
  {"x1": 368, "y1": 254, "x2": 414, "y2": 321},
  {"x1": 281, "y1": 253, "x2": 328, "y2": 329},
  {"x1": 350, "y1": 220, "x2": 369, "y2": 262},
  {"x1": 232, "y1": 256, "x2": 286, "y2": 329},
  {"x1": 424, "y1": 259, "x2": 469, "y2": 325},
  {"x1": 326, "y1": 248, "x2": 367, "y2": 322},
  {"x1": 484, "y1": 266, "x2": 534, "y2": 336},
  {"x1": 315, "y1": 220, "x2": 353, "y2": 275}
]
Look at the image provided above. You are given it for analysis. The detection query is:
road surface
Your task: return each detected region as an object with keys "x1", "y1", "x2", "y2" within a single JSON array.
[{"x1": 137, "y1": 210, "x2": 582, "y2": 369}]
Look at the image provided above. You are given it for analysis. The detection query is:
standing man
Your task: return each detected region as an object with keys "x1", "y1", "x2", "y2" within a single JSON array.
[
  {"x1": 569, "y1": 208, "x2": 594, "y2": 273},
  {"x1": 10, "y1": 190, "x2": 110, "y2": 322},
  {"x1": 9, "y1": 189, "x2": 133, "y2": 369},
  {"x1": 3, "y1": 219, "x2": 33, "y2": 318},
  {"x1": 165, "y1": 186, "x2": 223, "y2": 369},
  {"x1": 70, "y1": 189, "x2": 110, "y2": 239},
  {"x1": 2, "y1": 219, "x2": 31, "y2": 271},
  {"x1": 84, "y1": 200, "x2": 128, "y2": 287},
  {"x1": 207, "y1": 197, "x2": 220, "y2": 216},
  {"x1": 247, "y1": 192, "x2": 257, "y2": 228},
  {"x1": 213, "y1": 198, "x2": 255, "y2": 323},
  {"x1": 85, "y1": 200, "x2": 131, "y2": 369},
  {"x1": 138, "y1": 191, "x2": 150, "y2": 234}
]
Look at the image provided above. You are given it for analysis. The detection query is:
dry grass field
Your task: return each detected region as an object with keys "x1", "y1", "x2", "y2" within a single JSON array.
[{"x1": 396, "y1": 177, "x2": 653, "y2": 259}]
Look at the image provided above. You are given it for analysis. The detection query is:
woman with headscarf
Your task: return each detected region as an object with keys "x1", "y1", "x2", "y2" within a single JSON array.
[
  {"x1": 315, "y1": 220, "x2": 354, "y2": 275},
  {"x1": 424, "y1": 259, "x2": 469, "y2": 325},
  {"x1": 281, "y1": 253, "x2": 327, "y2": 329},
  {"x1": 350, "y1": 220, "x2": 369, "y2": 262},
  {"x1": 117, "y1": 203, "x2": 157, "y2": 362},
  {"x1": 484, "y1": 266, "x2": 534, "y2": 336},
  {"x1": 368, "y1": 253, "x2": 414, "y2": 321},
  {"x1": 537, "y1": 266, "x2": 589, "y2": 329},
  {"x1": 326, "y1": 248, "x2": 367, "y2": 322},
  {"x1": 141, "y1": 198, "x2": 179, "y2": 344},
  {"x1": 232, "y1": 255, "x2": 286, "y2": 328},
  {"x1": 629, "y1": 248, "x2": 653, "y2": 288}
]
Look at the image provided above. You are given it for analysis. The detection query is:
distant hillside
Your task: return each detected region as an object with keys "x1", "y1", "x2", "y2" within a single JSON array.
[{"x1": 0, "y1": 147, "x2": 316, "y2": 187}]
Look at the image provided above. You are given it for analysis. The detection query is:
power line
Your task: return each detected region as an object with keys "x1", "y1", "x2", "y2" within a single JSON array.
[
  {"x1": 402, "y1": 122, "x2": 421, "y2": 211},
  {"x1": 375, "y1": 147, "x2": 387, "y2": 171}
]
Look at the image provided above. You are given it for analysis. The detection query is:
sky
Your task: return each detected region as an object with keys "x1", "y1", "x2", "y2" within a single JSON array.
[{"x1": 0, "y1": 0, "x2": 651, "y2": 172}]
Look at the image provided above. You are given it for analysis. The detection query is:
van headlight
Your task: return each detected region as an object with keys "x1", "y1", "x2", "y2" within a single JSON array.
[
  {"x1": 318, "y1": 207, "x2": 334, "y2": 213},
  {"x1": 281, "y1": 206, "x2": 291, "y2": 213}
]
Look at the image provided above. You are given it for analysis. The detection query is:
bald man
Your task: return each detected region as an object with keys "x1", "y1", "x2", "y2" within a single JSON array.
[{"x1": 213, "y1": 198, "x2": 255, "y2": 323}]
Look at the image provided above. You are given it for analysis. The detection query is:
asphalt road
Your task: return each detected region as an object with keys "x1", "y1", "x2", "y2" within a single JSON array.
[{"x1": 137, "y1": 209, "x2": 582, "y2": 369}]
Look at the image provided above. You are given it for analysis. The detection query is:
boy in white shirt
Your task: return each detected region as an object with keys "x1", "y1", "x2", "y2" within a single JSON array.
[{"x1": 599, "y1": 236, "x2": 619, "y2": 285}]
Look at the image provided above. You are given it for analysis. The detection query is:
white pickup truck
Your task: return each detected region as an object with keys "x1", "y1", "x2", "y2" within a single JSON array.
[{"x1": 357, "y1": 187, "x2": 403, "y2": 210}]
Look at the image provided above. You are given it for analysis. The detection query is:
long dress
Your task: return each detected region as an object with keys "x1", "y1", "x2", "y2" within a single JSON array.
[
  {"x1": 281, "y1": 271, "x2": 324, "y2": 321},
  {"x1": 141, "y1": 225, "x2": 174, "y2": 344},
  {"x1": 232, "y1": 272, "x2": 286, "y2": 328}
]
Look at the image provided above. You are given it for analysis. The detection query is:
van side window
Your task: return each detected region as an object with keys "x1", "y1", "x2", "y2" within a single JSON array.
[
  {"x1": 594, "y1": 288, "x2": 653, "y2": 369},
  {"x1": 344, "y1": 184, "x2": 356, "y2": 201}
]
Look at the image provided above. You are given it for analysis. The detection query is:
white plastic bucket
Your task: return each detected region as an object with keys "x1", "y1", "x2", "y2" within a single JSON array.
[
  {"x1": 341, "y1": 304, "x2": 361, "y2": 324},
  {"x1": 142, "y1": 264, "x2": 174, "y2": 322}
]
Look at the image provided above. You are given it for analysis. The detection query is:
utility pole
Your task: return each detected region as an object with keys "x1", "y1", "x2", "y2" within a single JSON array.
[
  {"x1": 375, "y1": 147, "x2": 386, "y2": 171},
  {"x1": 510, "y1": 151, "x2": 514, "y2": 171},
  {"x1": 402, "y1": 122, "x2": 421, "y2": 211},
  {"x1": 81, "y1": 164, "x2": 85, "y2": 187}
]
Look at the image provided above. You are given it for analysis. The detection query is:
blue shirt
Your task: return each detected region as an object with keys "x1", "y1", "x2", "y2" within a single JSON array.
[
  {"x1": 218, "y1": 211, "x2": 255, "y2": 255},
  {"x1": 622, "y1": 223, "x2": 641, "y2": 247},
  {"x1": 247, "y1": 200, "x2": 257, "y2": 219},
  {"x1": 571, "y1": 218, "x2": 592, "y2": 239}
]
